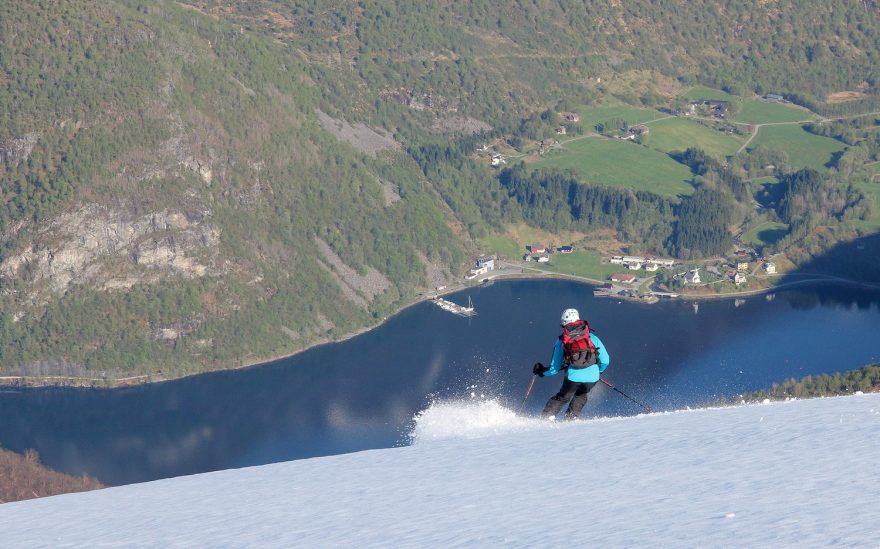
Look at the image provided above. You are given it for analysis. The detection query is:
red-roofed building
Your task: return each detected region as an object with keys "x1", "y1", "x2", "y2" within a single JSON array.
[{"x1": 529, "y1": 244, "x2": 546, "y2": 254}]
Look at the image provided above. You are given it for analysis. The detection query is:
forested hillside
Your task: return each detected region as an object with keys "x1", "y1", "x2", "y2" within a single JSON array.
[
  {"x1": 1, "y1": 1, "x2": 878, "y2": 380},
  {"x1": 0, "y1": 1, "x2": 466, "y2": 378}
]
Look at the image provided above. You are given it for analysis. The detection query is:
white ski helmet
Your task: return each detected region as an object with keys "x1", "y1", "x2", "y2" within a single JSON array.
[{"x1": 561, "y1": 308, "x2": 580, "y2": 325}]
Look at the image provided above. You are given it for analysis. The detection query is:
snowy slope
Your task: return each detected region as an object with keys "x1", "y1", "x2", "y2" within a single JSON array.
[{"x1": 1, "y1": 395, "x2": 878, "y2": 548}]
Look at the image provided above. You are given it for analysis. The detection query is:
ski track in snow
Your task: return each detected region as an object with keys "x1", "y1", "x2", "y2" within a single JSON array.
[{"x1": 1, "y1": 394, "x2": 879, "y2": 548}]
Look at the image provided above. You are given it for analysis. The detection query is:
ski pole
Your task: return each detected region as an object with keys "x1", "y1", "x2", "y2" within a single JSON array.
[
  {"x1": 600, "y1": 378, "x2": 653, "y2": 413},
  {"x1": 519, "y1": 374, "x2": 537, "y2": 413}
]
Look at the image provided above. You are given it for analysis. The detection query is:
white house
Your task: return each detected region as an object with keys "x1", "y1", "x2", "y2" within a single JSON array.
[
  {"x1": 475, "y1": 256, "x2": 495, "y2": 271},
  {"x1": 734, "y1": 272, "x2": 747, "y2": 285},
  {"x1": 684, "y1": 269, "x2": 701, "y2": 285},
  {"x1": 610, "y1": 256, "x2": 625, "y2": 265},
  {"x1": 649, "y1": 257, "x2": 675, "y2": 267},
  {"x1": 537, "y1": 255, "x2": 550, "y2": 263},
  {"x1": 625, "y1": 262, "x2": 643, "y2": 270},
  {"x1": 610, "y1": 273, "x2": 637, "y2": 284},
  {"x1": 466, "y1": 265, "x2": 489, "y2": 279},
  {"x1": 644, "y1": 262, "x2": 659, "y2": 272},
  {"x1": 764, "y1": 262, "x2": 777, "y2": 274}
]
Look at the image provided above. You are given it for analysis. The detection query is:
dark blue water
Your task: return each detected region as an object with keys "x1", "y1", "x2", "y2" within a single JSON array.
[{"x1": 1, "y1": 280, "x2": 878, "y2": 485}]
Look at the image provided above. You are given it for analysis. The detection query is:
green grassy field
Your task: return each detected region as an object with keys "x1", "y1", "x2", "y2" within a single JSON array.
[
  {"x1": 733, "y1": 100, "x2": 815, "y2": 124},
  {"x1": 681, "y1": 86, "x2": 735, "y2": 102},
  {"x1": 742, "y1": 221, "x2": 790, "y2": 247},
  {"x1": 536, "y1": 138, "x2": 694, "y2": 197},
  {"x1": 480, "y1": 234, "x2": 524, "y2": 259},
  {"x1": 750, "y1": 176, "x2": 781, "y2": 186},
  {"x1": 748, "y1": 125, "x2": 847, "y2": 171},
  {"x1": 850, "y1": 180, "x2": 880, "y2": 231},
  {"x1": 577, "y1": 104, "x2": 664, "y2": 132},
  {"x1": 645, "y1": 117, "x2": 745, "y2": 157},
  {"x1": 526, "y1": 250, "x2": 641, "y2": 281}
]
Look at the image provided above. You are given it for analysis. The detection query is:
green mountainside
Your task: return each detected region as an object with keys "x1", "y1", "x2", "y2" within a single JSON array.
[{"x1": 1, "y1": 1, "x2": 878, "y2": 380}]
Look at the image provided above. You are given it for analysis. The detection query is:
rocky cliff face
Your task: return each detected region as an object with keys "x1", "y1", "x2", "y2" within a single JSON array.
[
  {"x1": 1, "y1": 204, "x2": 221, "y2": 302},
  {"x1": 0, "y1": 133, "x2": 40, "y2": 167}
]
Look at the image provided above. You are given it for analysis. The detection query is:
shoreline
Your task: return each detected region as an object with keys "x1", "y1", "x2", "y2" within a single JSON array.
[{"x1": 4, "y1": 269, "x2": 878, "y2": 389}]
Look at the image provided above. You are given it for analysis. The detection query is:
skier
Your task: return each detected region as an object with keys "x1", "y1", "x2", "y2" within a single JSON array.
[{"x1": 532, "y1": 308, "x2": 610, "y2": 420}]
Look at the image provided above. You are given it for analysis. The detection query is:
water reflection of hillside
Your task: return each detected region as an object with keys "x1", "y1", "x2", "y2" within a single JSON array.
[{"x1": 777, "y1": 232, "x2": 880, "y2": 310}]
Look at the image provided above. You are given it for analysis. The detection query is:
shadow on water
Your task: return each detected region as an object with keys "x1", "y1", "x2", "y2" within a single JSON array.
[
  {"x1": 1, "y1": 275, "x2": 879, "y2": 486},
  {"x1": 774, "y1": 232, "x2": 880, "y2": 310}
]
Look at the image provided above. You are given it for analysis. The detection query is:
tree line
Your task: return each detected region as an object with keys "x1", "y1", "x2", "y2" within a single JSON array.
[{"x1": 720, "y1": 364, "x2": 879, "y2": 403}]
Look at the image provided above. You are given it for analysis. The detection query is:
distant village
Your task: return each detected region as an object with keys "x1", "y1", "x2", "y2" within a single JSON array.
[{"x1": 463, "y1": 241, "x2": 780, "y2": 303}]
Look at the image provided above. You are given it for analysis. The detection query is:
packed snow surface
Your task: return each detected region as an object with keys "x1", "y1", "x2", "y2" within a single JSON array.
[{"x1": 2, "y1": 394, "x2": 879, "y2": 547}]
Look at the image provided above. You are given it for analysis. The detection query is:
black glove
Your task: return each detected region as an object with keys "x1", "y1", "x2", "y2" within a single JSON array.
[{"x1": 532, "y1": 362, "x2": 546, "y2": 377}]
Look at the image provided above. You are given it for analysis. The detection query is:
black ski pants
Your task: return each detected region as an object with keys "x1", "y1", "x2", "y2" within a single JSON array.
[{"x1": 542, "y1": 378, "x2": 597, "y2": 419}]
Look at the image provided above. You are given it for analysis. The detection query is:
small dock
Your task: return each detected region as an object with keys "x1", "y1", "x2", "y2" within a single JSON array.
[{"x1": 433, "y1": 296, "x2": 476, "y2": 317}]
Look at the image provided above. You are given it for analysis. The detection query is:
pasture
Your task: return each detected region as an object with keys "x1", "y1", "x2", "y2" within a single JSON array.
[
  {"x1": 742, "y1": 221, "x2": 790, "y2": 247},
  {"x1": 748, "y1": 125, "x2": 847, "y2": 171},
  {"x1": 646, "y1": 117, "x2": 745, "y2": 157},
  {"x1": 536, "y1": 137, "x2": 694, "y2": 197},
  {"x1": 733, "y1": 100, "x2": 815, "y2": 124},
  {"x1": 576, "y1": 104, "x2": 665, "y2": 132},
  {"x1": 527, "y1": 250, "x2": 638, "y2": 281},
  {"x1": 480, "y1": 234, "x2": 523, "y2": 260},
  {"x1": 480, "y1": 224, "x2": 587, "y2": 259},
  {"x1": 851, "y1": 180, "x2": 880, "y2": 231}
]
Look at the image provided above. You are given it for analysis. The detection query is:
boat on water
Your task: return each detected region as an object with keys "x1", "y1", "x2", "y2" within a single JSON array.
[{"x1": 433, "y1": 295, "x2": 476, "y2": 317}]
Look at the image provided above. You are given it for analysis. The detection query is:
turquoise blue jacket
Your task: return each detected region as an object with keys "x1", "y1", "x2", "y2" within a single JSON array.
[{"x1": 544, "y1": 333, "x2": 610, "y2": 383}]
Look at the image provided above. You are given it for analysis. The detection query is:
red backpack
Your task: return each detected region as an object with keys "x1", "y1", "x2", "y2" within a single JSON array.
[{"x1": 561, "y1": 319, "x2": 598, "y2": 369}]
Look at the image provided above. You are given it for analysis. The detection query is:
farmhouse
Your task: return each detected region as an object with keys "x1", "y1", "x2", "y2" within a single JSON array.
[
  {"x1": 536, "y1": 255, "x2": 550, "y2": 263},
  {"x1": 625, "y1": 261, "x2": 643, "y2": 270},
  {"x1": 737, "y1": 261, "x2": 750, "y2": 272},
  {"x1": 734, "y1": 272, "x2": 747, "y2": 285},
  {"x1": 610, "y1": 273, "x2": 637, "y2": 284},
  {"x1": 644, "y1": 262, "x2": 659, "y2": 272},
  {"x1": 529, "y1": 244, "x2": 546, "y2": 254},
  {"x1": 765, "y1": 93, "x2": 784, "y2": 101},
  {"x1": 764, "y1": 262, "x2": 777, "y2": 274},
  {"x1": 556, "y1": 126, "x2": 567, "y2": 135},
  {"x1": 707, "y1": 100, "x2": 728, "y2": 117},
  {"x1": 490, "y1": 154, "x2": 506, "y2": 167},
  {"x1": 629, "y1": 124, "x2": 649, "y2": 135},
  {"x1": 558, "y1": 246, "x2": 574, "y2": 253}
]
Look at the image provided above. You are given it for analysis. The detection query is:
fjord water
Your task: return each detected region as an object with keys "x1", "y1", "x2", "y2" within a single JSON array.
[{"x1": 1, "y1": 280, "x2": 878, "y2": 485}]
